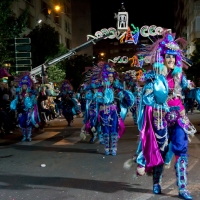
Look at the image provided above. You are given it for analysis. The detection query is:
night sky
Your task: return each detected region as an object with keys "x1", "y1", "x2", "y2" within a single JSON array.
[{"x1": 91, "y1": 0, "x2": 174, "y2": 33}]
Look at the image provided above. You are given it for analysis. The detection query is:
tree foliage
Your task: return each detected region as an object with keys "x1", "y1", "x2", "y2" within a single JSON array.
[
  {"x1": 47, "y1": 65, "x2": 66, "y2": 84},
  {"x1": 0, "y1": 0, "x2": 28, "y2": 64},
  {"x1": 26, "y1": 23, "x2": 59, "y2": 68}
]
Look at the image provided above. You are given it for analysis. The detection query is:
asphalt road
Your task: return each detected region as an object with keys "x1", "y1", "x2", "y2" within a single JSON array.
[{"x1": 0, "y1": 112, "x2": 200, "y2": 200}]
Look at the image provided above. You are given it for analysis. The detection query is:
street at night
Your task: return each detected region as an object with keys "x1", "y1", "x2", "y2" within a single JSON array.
[
  {"x1": 0, "y1": 113, "x2": 200, "y2": 200},
  {"x1": 0, "y1": 0, "x2": 200, "y2": 200}
]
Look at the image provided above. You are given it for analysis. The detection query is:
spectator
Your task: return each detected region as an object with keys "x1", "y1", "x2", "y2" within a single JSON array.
[
  {"x1": 0, "y1": 94, "x2": 14, "y2": 135},
  {"x1": 40, "y1": 96, "x2": 55, "y2": 120},
  {"x1": 185, "y1": 84, "x2": 196, "y2": 115}
]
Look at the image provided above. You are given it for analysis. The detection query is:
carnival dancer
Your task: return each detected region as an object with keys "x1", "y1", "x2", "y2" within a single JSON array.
[
  {"x1": 122, "y1": 70, "x2": 143, "y2": 124},
  {"x1": 79, "y1": 66, "x2": 104, "y2": 144},
  {"x1": 59, "y1": 80, "x2": 81, "y2": 126},
  {"x1": 10, "y1": 73, "x2": 40, "y2": 141},
  {"x1": 82, "y1": 89, "x2": 102, "y2": 143},
  {"x1": 87, "y1": 62, "x2": 134, "y2": 155},
  {"x1": 126, "y1": 33, "x2": 197, "y2": 199}
]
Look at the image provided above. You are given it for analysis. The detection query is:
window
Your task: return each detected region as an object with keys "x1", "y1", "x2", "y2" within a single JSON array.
[
  {"x1": 65, "y1": 21, "x2": 71, "y2": 34},
  {"x1": 196, "y1": 16, "x2": 200, "y2": 31},
  {"x1": 64, "y1": 5, "x2": 71, "y2": 18},
  {"x1": 194, "y1": 0, "x2": 200, "y2": 10},
  {"x1": 41, "y1": 1, "x2": 49, "y2": 16},
  {"x1": 65, "y1": 38, "x2": 71, "y2": 49},
  {"x1": 114, "y1": 42, "x2": 118, "y2": 45},
  {"x1": 54, "y1": 12, "x2": 60, "y2": 25}
]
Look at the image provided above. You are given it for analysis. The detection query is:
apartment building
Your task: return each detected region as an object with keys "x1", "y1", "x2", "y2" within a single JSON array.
[
  {"x1": 11, "y1": 0, "x2": 92, "y2": 55},
  {"x1": 174, "y1": 0, "x2": 200, "y2": 55},
  {"x1": 71, "y1": 0, "x2": 93, "y2": 55}
]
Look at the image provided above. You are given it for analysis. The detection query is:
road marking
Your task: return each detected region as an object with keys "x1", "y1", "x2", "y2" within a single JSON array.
[
  {"x1": 132, "y1": 158, "x2": 199, "y2": 200},
  {"x1": 53, "y1": 139, "x2": 74, "y2": 146},
  {"x1": 17, "y1": 132, "x2": 60, "y2": 145}
]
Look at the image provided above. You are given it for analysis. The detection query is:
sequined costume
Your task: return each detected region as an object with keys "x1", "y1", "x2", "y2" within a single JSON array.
[
  {"x1": 10, "y1": 73, "x2": 40, "y2": 141},
  {"x1": 134, "y1": 33, "x2": 196, "y2": 199},
  {"x1": 82, "y1": 62, "x2": 134, "y2": 155},
  {"x1": 122, "y1": 70, "x2": 143, "y2": 125}
]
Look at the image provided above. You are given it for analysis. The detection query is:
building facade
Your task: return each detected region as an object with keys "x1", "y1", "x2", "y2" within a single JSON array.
[
  {"x1": 71, "y1": 0, "x2": 93, "y2": 56},
  {"x1": 11, "y1": 0, "x2": 92, "y2": 55},
  {"x1": 174, "y1": 0, "x2": 200, "y2": 55}
]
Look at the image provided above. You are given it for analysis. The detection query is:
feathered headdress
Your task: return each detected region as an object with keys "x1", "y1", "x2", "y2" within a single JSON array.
[
  {"x1": 61, "y1": 80, "x2": 73, "y2": 92},
  {"x1": 14, "y1": 72, "x2": 34, "y2": 89},
  {"x1": 139, "y1": 32, "x2": 192, "y2": 76},
  {"x1": 122, "y1": 70, "x2": 137, "y2": 81},
  {"x1": 99, "y1": 62, "x2": 119, "y2": 81}
]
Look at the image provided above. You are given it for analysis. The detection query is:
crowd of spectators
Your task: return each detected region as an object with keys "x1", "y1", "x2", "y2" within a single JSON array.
[{"x1": 0, "y1": 80, "x2": 62, "y2": 137}]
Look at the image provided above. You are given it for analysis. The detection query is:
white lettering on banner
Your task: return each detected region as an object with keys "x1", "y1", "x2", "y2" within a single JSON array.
[
  {"x1": 108, "y1": 56, "x2": 128, "y2": 63},
  {"x1": 140, "y1": 25, "x2": 164, "y2": 37},
  {"x1": 87, "y1": 27, "x2": 126, "y2": 41}
]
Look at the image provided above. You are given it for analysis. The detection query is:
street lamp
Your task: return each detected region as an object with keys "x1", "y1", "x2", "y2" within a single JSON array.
[
  {"x1": 36, "y1": 5, "x2": 61, "y2": 24},
  {"x1": 54, "y1": 5, "x2": 61, "y2": 12},
  {"x1": 100, "y1": 52, "x2": 105, "y2": 56},
  {"x1": 37, "y1": 19, "x2": 42, "y2": 24}
]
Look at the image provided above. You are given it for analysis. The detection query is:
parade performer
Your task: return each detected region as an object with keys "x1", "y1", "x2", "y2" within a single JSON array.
[
  {"x1": 80, "y1": 66, "x2": 104, "y2": 144},
  {"x1": 82, "y1": 62, "x2": 134, "y2": 155},
  {"x1": 126, "y1": 33, "x2": 197, "y2": 199},
  {"x1": 59, "y1": 80, "x2": 81, "y2": 126},
  {"x1": 122, "y1": 70, "x2": 143, "y2": 124},
  {"x1": 10, "y1": 73, "x2": 40, "y2": 141}
]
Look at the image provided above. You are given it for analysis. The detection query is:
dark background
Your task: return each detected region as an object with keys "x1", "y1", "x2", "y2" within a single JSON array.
[{"x1": 91, "y1": 0, "x2": 174, "y2": 33}]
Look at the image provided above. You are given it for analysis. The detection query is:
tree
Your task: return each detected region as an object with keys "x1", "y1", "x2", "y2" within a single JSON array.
[
  {"x1": 186, "y1": 39, "x2": 200, "y2": 84},
  {"x1": 63, "y1": 54, "x2": 93, "y2": 90},
  {"x1": 47, "y1": 65, "x2": 66, "y2": 84},
  {"x1": 0, "y1": 0, "x2": 28, "y2": 65},
  {"x1": 26, "y1": 23, "x2": 59, "y2": 68}
]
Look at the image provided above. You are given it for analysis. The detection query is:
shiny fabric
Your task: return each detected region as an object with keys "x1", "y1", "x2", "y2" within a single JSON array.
[
  {"x1": 168, "y1": 124, "x2": 188, "y2": 156},
  {"x1": 136, "y1": 139, "x2": 142, "y2": 155},
  {"x1": 153, "y1": 74, "x2": 169, "y2": 104},
  {"x1": 168, "y1": 98, "x2": 184, "y2": 112},
  {"x1": 196, "y1": 88, "x2": 200, "y2": 104},
  {"x1": 99, "y1": 105, "x2": 118, "y2": 134},
  {"x1": 175, "y1": 156, "x2": 193, "y2": 199},
  {"x1": 153, "y1": 184, "x2": 161, "y2": 194},
  {"x1": 140, "y1": 106, "x2": 164, "y2": 171},
  {"x1": 164, "y1": 141, "x2": 174, "y2": 164},
  {"x1": 181, "y1": 75, "x2": 189, "y2": 89},
  {"x1": 167, "y1": 74, "x2": 184, "y2": 111},
  {"x1": 120, "y1": 104, "x2": 128, "y2": 121},
  {"x1": 118, "y1": 117, "x2": 126, "y2": 138},
  {"x1": 18, "y1": 110, "x2": 32, "y2": 128},
  {"x1": 136, "y1": 151, "x2": 146, "y2": 167}
]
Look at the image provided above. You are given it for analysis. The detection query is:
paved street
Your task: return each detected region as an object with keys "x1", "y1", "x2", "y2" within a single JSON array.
[{"x1": 0, "y1": 113, "x2": 200, "y2": 200}]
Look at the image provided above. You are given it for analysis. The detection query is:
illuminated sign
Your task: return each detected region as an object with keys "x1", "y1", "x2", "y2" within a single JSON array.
[
  {"x1": 108, "y1": 56, "x2": 128, "y2": 63},
  {"x1": 117, "y1": 12, "x2": 129, "y2": 32},
  {"x1": 140, "y1": 25, "x2": 164, "y2": 37},
  {"x1": 120, "y1": 23, "x2": 140, "y2": 44},
  {"x1": 87, "y1": 27, "x2": 126, "y2": 41},
  {"x1": 129, "y1": 55, "x2": 143, "y2": 68}
]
